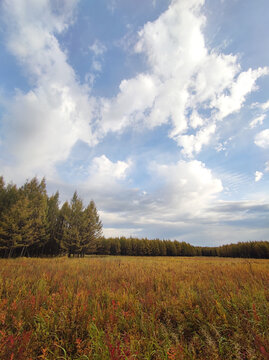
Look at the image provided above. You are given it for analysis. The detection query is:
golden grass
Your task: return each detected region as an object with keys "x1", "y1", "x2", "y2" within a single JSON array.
[{"x1": 0, "y1": 256, "x2": 268, "y2": 359}]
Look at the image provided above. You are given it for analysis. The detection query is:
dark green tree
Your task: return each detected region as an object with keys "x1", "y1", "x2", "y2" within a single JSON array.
[
  {"x1": 79, "y1": 201, "x2": 102, "y2": 256},
  {"x1": 61, "y1": 192, "x2": 83, "y2": 257},
  {"x1": 44, "y1": 191, "x2": 61, "y2": 256},
  {"x1": 21, "y1": 178, "x2": 48, "y2": 255},
  {"x1": 0, "y1": 195, "x2": 33, "y2": 257}
]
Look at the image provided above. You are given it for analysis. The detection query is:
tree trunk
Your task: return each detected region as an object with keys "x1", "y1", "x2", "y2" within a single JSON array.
[{"x1": 20, "y1": 246, "x2": 25, "y2": 257}]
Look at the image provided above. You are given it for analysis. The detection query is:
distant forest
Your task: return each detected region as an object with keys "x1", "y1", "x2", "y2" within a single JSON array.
[{"x1": 0, "y1": 176, "x2": 268, "y2": 259}]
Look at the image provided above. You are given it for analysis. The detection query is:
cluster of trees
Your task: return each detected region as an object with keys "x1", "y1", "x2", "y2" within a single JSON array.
[
  {"x1": 96, "y1": 237, "x2": 269, "y2": 258},
  {"x1": 199, "y1": 241, "x2": 269, "y2": 259},
  {"x1": 0, "y1": 176, "x2": 102, "y2": 257},
  {"x1": 97, "y1": 238, "x2": 196, "y2": 256}
]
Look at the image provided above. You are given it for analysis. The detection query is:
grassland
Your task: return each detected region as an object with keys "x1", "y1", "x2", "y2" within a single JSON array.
[{"x1": 0, "y1": 256, "x2": 268, "y2": 360}]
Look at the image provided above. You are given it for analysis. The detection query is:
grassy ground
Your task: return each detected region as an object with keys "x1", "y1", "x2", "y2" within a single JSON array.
[{"x1": 0, "y1": 256, "x2": 268, "y2": 359}]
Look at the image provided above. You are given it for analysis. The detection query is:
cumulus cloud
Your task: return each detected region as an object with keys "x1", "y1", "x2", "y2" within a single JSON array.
[
  {"x1": 63, "y1": 157, "x2": 221, "y2": 230},
  {"x1": 212, "y1": 68, "x2": 268, "y2": 119},
  {"x1": 149, "y1": 159, "x2": 223, "y2": 216},
  {"x1": 255, "y1": 171, "x2": 263, "y2": 182},
  {"x1": 83, "y1": 159, "x2": 268, "y2": 243},
  {"x1": 96, "y1": 0, "x2": 268, "y2": 157},
  {"x1": 255, "y1": 129, "x2": 269, "y2": 149},
  {"x1": 88, "y1": 155, "x2": 132, "y2": 184},
  {"x1": 88, "y1": 159, "x2": 223, "y2": 224},
  {"x1": 177, "y1": 123, "x2": 216, "y2": 157},
  {"x1": 98, "y1": 74, "x2": 159, "y2": 135},
  {"x1": 0, "y1": 0, "x2": 97, "y2": 181},
  {"x1": 2, "y1": 0, "x2": 268, "y2": 179},
  {"x1": 81, "y1": 158, "x2": 225, "y2": 240}
]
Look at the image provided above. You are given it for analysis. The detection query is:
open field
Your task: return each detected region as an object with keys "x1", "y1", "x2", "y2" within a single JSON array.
[{"x1": 0, "y1": 256, "x2": 268, "y2": 360}]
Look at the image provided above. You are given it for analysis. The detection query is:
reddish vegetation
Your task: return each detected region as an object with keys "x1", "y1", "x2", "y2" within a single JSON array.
[{"x1": 0, "y1": 256, "x2": 268, "y2": 359}]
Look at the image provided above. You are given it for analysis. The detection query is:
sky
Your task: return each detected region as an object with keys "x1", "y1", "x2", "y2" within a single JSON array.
[{"x1": 0, "y1": 0, "x2": 268, "y2": 246}]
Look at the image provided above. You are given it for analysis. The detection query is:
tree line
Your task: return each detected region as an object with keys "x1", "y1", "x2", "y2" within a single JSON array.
[
  {"x1": 96, "y1": 237, "x2": 269, "y2": 258},
  {"x1": 0, "y1": 175, "x2": 268, "y2": 259},
  {"x1": 0, "y1": 176, "x2": 102, "y2": 257}
]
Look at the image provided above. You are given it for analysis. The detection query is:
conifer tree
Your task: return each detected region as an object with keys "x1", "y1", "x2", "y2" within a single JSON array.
[
  {"x1": 21, "y1": 177, "x2": 48, "y2": 254},
  {"x1": 82, "y1": 200, "x2": 102, "y2": 255},
  {"x1": 0, "y1": 195, "x2": 33, "y2": 257},
  {"x1": 44, "y1": 191, "x2": 61, "y2": 255},
  {"x1": 61, "y1": 192, "x2": 84, "y2": 257}
]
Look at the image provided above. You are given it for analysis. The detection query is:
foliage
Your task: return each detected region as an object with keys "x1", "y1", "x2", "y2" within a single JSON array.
[
  {"x1": 96, "y1": 237, "x2": 269, "y2": 259},
  {"x1": 0, "y1": 256, "x2": 268, "y2": 359},
  {"x1": 0, "y1": 176, "x2": 102, "y2": 257}
]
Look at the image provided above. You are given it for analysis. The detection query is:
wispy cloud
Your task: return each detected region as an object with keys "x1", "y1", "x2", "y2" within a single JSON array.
[
  {"x1": 249, "y1": 114, "x2": 265, "y2": 129},
  {"x1": 87, "y1": 40, "x2": 107, "y2": 85},
  {"x1": 255, "y1": 129, "x2": 269, "y2": 149},
  {"x1": 255, "y1": 171, "x2": 263, "y2": 182}
]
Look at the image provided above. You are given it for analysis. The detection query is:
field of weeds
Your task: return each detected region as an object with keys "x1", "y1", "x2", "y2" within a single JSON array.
[{"x1": 0, "y1": 256, "x2": 268, "y2": 359}]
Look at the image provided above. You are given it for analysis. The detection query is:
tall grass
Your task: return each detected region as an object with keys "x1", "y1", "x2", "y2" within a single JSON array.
[{"x1": 0, "y1": 256, "x2": 268, "y2": 359}]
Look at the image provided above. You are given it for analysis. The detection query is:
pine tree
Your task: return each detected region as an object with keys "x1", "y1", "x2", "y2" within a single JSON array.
[
  {"x1": 44, "y1": 191, "x2": 61, "y2": 255},
  {"x1": 21, "y1": 177, "x2": 48, "y2": 255},
  {"x1": 0, "y1": 178, "x2": 19, "y2": 219},
  {"x1": 61, "y1": 192, "x2": 84, "y2": 257},
  {"x1": 0, "y1": 195, "x2": 33, "y2": 257}
]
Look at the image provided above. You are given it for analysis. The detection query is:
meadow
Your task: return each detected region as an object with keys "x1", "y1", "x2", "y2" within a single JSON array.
[{"x1": 0, "y1": 256, "x2": 268, "y2": 360}]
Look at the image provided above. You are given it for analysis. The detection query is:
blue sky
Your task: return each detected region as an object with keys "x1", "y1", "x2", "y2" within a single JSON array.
[{"x1": 0, "y1": 0, "x2": 268, "y2": 246}]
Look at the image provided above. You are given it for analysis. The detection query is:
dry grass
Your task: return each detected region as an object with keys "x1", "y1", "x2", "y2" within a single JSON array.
[{"x1": 0, "y1": 256, "x2": 268, "y2": 359}]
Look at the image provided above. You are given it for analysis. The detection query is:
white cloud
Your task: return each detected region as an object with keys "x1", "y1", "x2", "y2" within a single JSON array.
[
  {"x1": 255, "y1": 171, "x2": 263, "y2": 182},
  {"x1": 189, "y1": 110, "x2": 204, "y2": 129},
  {"x1": 0, "y1": 0, "x2": 97, "y2": 181},
  {"x1": 252, "y1": 99, "x2": 269, "y2": 112},
  {"x1": 89, "y1": 155, "x2": 132, "y2": 183},
  {"x1": 102, "y1": 227, "x2": 142, "y2": 238},
  {"x1": 89, "y1": 40, "x2": 107, "y2": 81},
  {"x1": 92, "y1": 60, "x2": 102, "y2": 72},
  {"x1": 89, "y1": 40, "x2": 106, "y2": 56},
  {"x1": 265, "y1": 161, "x2": 269, "y2": 172},
  {"x1": 4, "y1": 0, "x2": 265, "y2": 172},
  {"x1": 261, "y1": 100, "x2": 269, "y2": 111},
  {"x1": 249, "y1": 114, "x2": 266, "y2": 129},
  {"x1": 78, "y1": 158, "x2": 223, "y2": 226},
  {"x1": 177, "y1": 123, "x2": 216, "y2": 157},
  {"x1": 98, "y1": 74, "x2": 159, "y2": 135},
  {"x1": 255, "y1": 129, "x2": 269, "y2": 149},
  {"x1": 149, "y1": 159, "x2": 223, "y2": 217},
  {"x1": 81, "y1": 158, "x2": 268, "y2": 243},
  {"x1": 76, "y1": 158, "x2": 225, "y2": 241},
  {"x1": 212, "y1": 68, "x2": 269, "y2": 119},
  {"x1": 96, "y1": 0, "x2": 268, "y2": 156}
]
